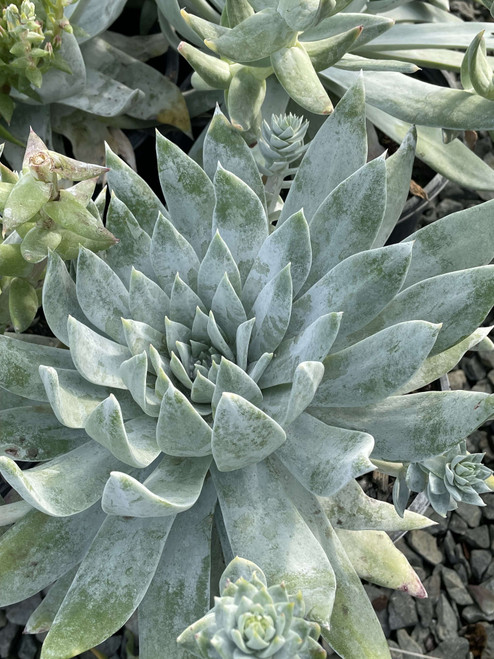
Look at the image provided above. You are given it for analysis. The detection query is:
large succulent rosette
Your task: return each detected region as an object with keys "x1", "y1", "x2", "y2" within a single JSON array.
[{"x1": 0, "y1": 81, "x2": 493, "y2": 658}]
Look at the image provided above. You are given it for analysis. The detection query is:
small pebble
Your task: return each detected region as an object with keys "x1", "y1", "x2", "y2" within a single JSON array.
[
  {"x1": 448, "y1": 369, "x2": 468, "y2": 390},
  {"x1": 407, "y1": 530, "x2": 443, "y2": 565},
  {"x1": 388, "y1": 591, "x2": 419, "y2": 631},
  {"x1": 441, "y1": 567, "x2": 474, "y2": 606},
  {"x1": 470, "y1": 550, "x2": 492, "y2": 582},
  {"x1": 449, "y1": 513, "x2": 469, "y2": 536},
  {"x1": 468, "y1": 584, "x2": 494, "y2": 617},
  {"x1": 465, "y1": 525, "x2": 490, "y2": 550},
  {"x1": 397, "y1": 628, "x2": 423, "y2": 654},
  {"x1": 456, "y1": 502, "x2": 482, "y2": 528},
  {"x1": 429, "y1": 636, "x2": 470, "y2": 658},
  {"x1": 435, "y1": 593, "x2": 458, "y2": 642}
]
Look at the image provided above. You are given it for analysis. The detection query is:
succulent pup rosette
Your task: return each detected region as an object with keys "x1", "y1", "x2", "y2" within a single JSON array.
[{"x1": 0, "y1": 80, "x2": 494, "y2": 658}]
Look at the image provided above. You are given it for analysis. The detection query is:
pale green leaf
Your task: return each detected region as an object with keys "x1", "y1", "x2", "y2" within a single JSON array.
[
  {"x1": 0, "y1": 504, "x2": 105, "y2": 606},
  {"x1": 304, "y1": 156, "x2": 387, "y2": 289},
  {"x1": 85, "y1": 395, "x2": 159, "y2": 467},
  {"x1": 280, "y1": 76, "x2": 367, "y2": 223},
  {"x1": 41, "y1": 514, "x2": 174, "y2": 659},
  {"x1": 313, "y1": 321, "x2": 440, "y2": 407},
  {"x1": 138, "y1": 479, "x2": 216, "y2": 659},
  {"x1": 150, "y1": 214, "x2": 200, "y2": 295},
  {"x1": 249, "y1": 264, "x2": 292, "y2": 361},
  {"x1": 157, "y1": 385, "x2": 212, "y2": 457},
  {"x1": 76, "y1": 247, "x2": 130, "y2": 344},
  {"x1": 25, "y1": 567, "x2": 79, "y2": 634},
  {"x1": 212, "y1": 393, "x2": 286, "y2": 471},
  {"x1": 156, "y1": 132, "x2": 214, "y2": 258},
  {"x1": 0, "y1": 442, "x2": 125, "y2": 516},
  {"x1": 242, "y1": 209, "x2": 311, "y2": 310},
  {"x1": 310, "y1": 391, "x2": 494, "y2": 462},
  {"x1": 283, "y1": 361, "x2": 325, "y2": 424},
  {"x1": 198, "y1": 231, "x2": 241, "y2": 308},
  {"x1": 101, "y1": 455, "x2": 211, "y2": 517},
  {"x1": 0, "y1": 405, "x2": 85, "y2": 461},
  {"x1": 336, "y1": 529, "x2": 426, "y2": 597},
  {"x1": 277, "y1": 414, "x2": 374, "y2": 496},
  {"x1": 129, "y1": 268, "x2": 169, "y2": 334},
  {"x1": 210, "y1": 274, "x2": 247, "y2": 343},
  {"x1": 67, "y1": 316, "x2": 130, "y2": 389},
  {"x1": 106, "y1": 144, "x2": 166, "y2": 235},
  {"x1": 212, "y1": 357, "x2": 263, "y2": 412},
  {"x1": 212, "y1": 459, "x2": 336, "y2": 624},
  {"x1": 213, "y1": 165, "x2": 268, "y2": 282}
]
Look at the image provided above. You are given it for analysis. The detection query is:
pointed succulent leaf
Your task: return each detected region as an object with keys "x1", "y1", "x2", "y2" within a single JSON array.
[
  {"x1": 85, "y1": 395, "x2": 159, "y2": 467},
  {"x1": 277, "y1": 0, "x2": 321, "y2": 30},
  {"x1": 283, "y1": 361, "x2": 325, "y2": 425},
  {"x1": 156, "y1": 132, "x2": 214, "y2": 258},
  {"x1": 205, "y1": 9, "x2": 297, "y2": 62},
  {"x1": 76, "y1": 247, "x2": 130, "y2": 344},
  {"x1": 151, "y1": 214, "x2": 200, "y2": 295},
  {"x1": 372, "y1": 127, "x2": 416, "y2": 248},
  {"x1": 242, "y1": 209, "x2": 311, "y2": 309},
  {"x1": 280, "y1": 77, "x2": 367, "y2": 224},
  {"x1": 311, "y1": 392, "x2": 494, "y2": 462},
  {"x1": 157, "y1": 386, "x2": 212, "y2": 457},
  {"x1": 212, "y1": 393, "x2": 286, "y2": 471},
  {"x1": 289, "y1": 244, "x2": 413, "y2": 343},
  {"x1": 352, "y1": 266, "x2": 494, "y2": 354},
  {"x1": 210, "y1": 274, "x2": 247, "y2": 343},
  {"x1": 313, "y1": 321, "x2": 440, "y2": 407},
  {"x1": 321, "y1": 479, "x2": 435, "y2": 532},
  {"x1": 236, "y1": 318, "x2": 257, "y2": 371},
  {"x1": 0, "y1": 500, "x2": 32, "y2": 527},
  {"x1": 303, "y1": 27, "x2": 363, "y2": 71},
  {"x1": 105, "y1": 195, "x2": 153, "y2": 282},
  {"x1": 212, "y1": 459, "x2": 336, "y2": 625},
  {"x1": 260, "y1": 312, "x2": 342, "y2": 388},
  {"x1": 461, "y1": 31, "x2": 494, "y2": 100},
  {"x1": 139, "y1": 479, "x2": 217, "y2": 659},
  {"x1": 129, "y1": 268, "x2": 169, "y2": 334},
  {"x1": 106, "y1": 144, "x2": 166, "y2": 235},
  {"x1": 271, "y1": 42, "x2": 334, "y2": 115},
  {"x1": 336, "y1": 529, "x2": 427, "y2": 597},
  {"x1": 39, "y1": 366, "x2": 135, "y2": 430},
  {"x1": 198, "y1": 231, "x2": 242, "y2": 309},
  {"x1": 227, "y1": 66, "x2": 267, "y2": 133},
  {"x1": 397, "y1": 327, "x2": 493, "y2": 394},
  {"x1": 178, "y1": 41, "x2": 232, "y2": 89},
  {"x1": 102, "y1": 455, "x2": 211, "y2": 517},
  {"x1": 0, "y1": 505, "x2": 105, "y2": 607},
  {"x1": 119, "y1": 352, "x2": 160, "y2": 417},
  {"x1": 213, "y1": 165, "x2": 268, "y2": 282},
  {"x1": 67, "y1": 316, "x2": 130, "y2": 389},
  {"x1": 41, "y1": 515, "x2": 174, "y2": 659},
  {"x1": 207, "y1": 311, "x2": 235, "y2": 361},
  {"x1": 249, "y1": 264, "x2": 292, "y2": 361},
  {"x1": 277, "y1": 413, "x2": 374, "y2": 496},
  {"x1": 402, "y1": 199, "x2": 494, "y2": 288},
  {"x1": 0, "y1": 336, "x2": 73, "y2": 401},
  {"x1": 8, "y1": 278, "x2": 38, "y2": 333},
  {"x1": 20, "y1": 227, "x2": 62, "y2": 264},
  {"x1": 170, "y1": 275, "x2": 206, "y2": 328},
  {"x1": 25, "y1": 567, "x2": 79, "y2": 635},
  {"x1": 203, "y1": 107, "x2": 266, "y2": 206},
  {"x1": 305, "y1": 156, "x2": 387, "y2": 288},
  {"x1": 43, "y1": 250, "x2": 94, "y2": 346},
  {"x1": 2, "y1": 173, "x2": 51, "y2": 231},
  {"x1": 0, "y1": 442, "x2": 125, "y2": 517},
  {"x1": 212, "y1": 357, "x2": 263, "y2": 413}
]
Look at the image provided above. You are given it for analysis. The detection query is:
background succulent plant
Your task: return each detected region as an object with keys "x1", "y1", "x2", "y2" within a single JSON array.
[
  {"x1": 0, "y1": 80, "x2": 493, "y2": 658},
  {"x1": 0, "y1": 129, "x2": 113, "y2": 332},
  {"x1": 1, "y1": 0, "x2": 190, "y2": 170},
  {"x1": 159, "y1": 0, "x2": 494, "y2": 190},
  {"x1": 391, "y1": 442, "x2": 494, "y2": 517}
]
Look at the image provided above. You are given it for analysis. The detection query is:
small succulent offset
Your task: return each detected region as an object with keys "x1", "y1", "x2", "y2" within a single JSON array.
[
  {"x1": 0, "y1": 129, "x2": 113, "y2": 332},
  {"x1": 1, "y1": 81, "x2": 494, "y2": 658},
  {"x1": 392, "y1": 442, "x2": 494, "y2": 518},
  {"x1": 178, "y1": 557, "x2": 325, "y2": 659}
]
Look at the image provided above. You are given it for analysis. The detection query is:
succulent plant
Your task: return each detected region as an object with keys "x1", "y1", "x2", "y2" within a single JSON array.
[
  {"x1": 0, "y1": 129, "x2": 113, "y2": 332},
  {"x1": 178, "y1": 556, "x2": 326, "y2": 659},
  {"x1": 391, "y1": 442, "x2": 494, "y2": 517},
  {"x1": 0, "y1": 80, "x2": 494, "y2": 658},
  {"x1": 161, "y1": 0, "x2": 494, "y2": 190},
  {"x1": 1, "y1": 0, "x2": 190, "y2": 169}
]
